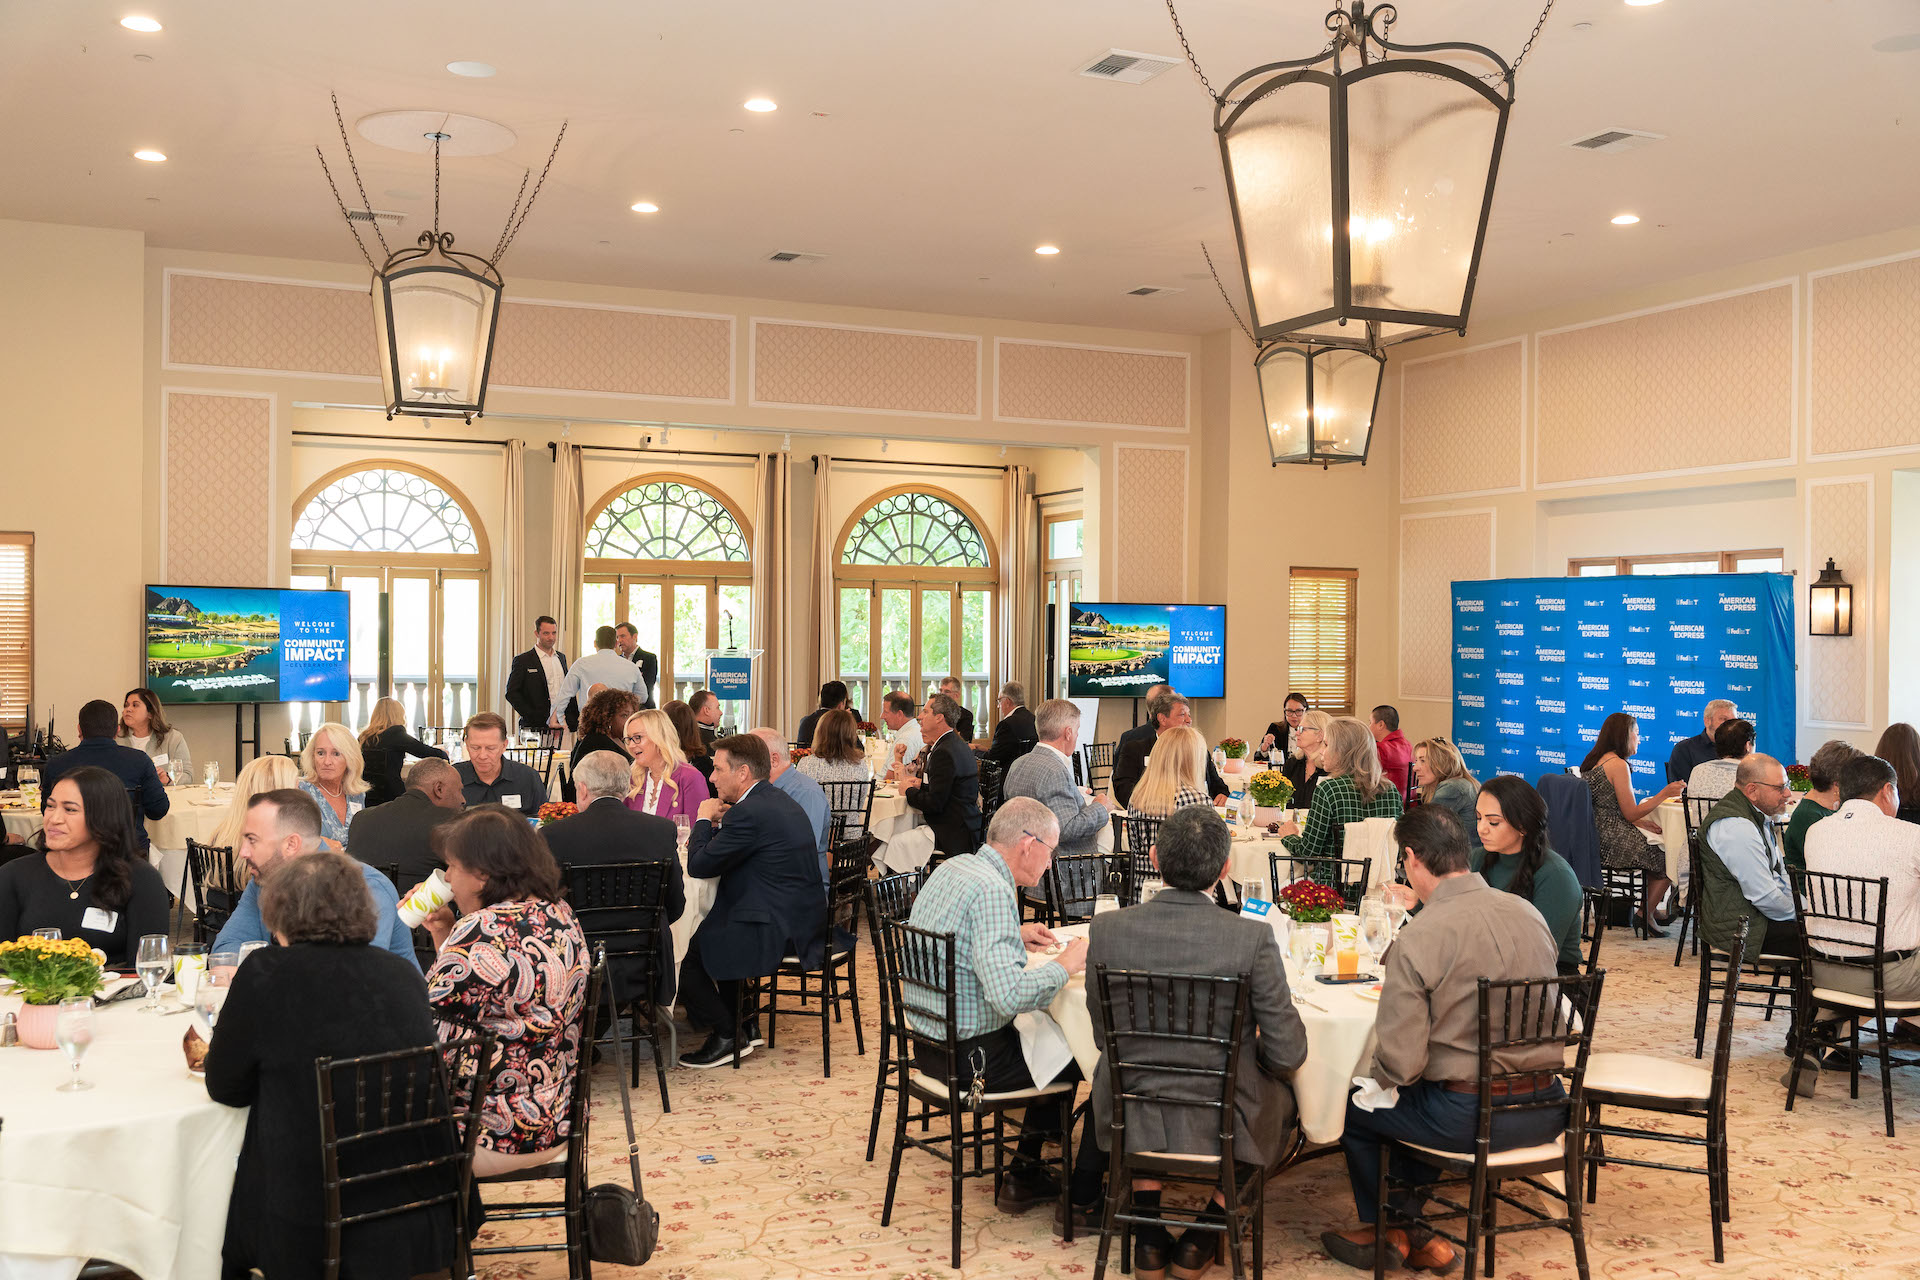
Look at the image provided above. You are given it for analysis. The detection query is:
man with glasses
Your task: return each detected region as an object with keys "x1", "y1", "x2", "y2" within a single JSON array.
[
  {"x1": 905, "y1": 797, "x2": 1105, "y2": 1222},
  {"x1": 1698, "y1": 753, "x2": 1803, "y2": 972}
]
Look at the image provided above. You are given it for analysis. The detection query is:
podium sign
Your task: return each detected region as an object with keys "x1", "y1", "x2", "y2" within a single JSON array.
[{"x1": 707, "y1": 655, "x2": 752, "y2": 702}]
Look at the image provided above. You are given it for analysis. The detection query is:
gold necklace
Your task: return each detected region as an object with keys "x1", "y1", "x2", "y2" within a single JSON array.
[{"x1": 47, "y1": 854, "x2": 95, "y2": 902}]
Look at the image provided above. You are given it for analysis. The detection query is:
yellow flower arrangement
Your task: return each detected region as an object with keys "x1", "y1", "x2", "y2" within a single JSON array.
[
  {"x1": 0, "y1": 935, "x2": 108, "y2": 1005},
  {"x1": 1248, "y1": 770, "x2": 1295, "y2": 809}
]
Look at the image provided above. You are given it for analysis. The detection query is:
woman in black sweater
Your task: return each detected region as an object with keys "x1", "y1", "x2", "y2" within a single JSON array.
[
  {"x1": 0, "y1": 767, "x2": 169, "y2": 968},
  {"x1": 204, "y1": 851, "x2": 460, "y2": 1280},
  {"x1": 357, "y1": 697, "x2": 448, "y2": 807}
]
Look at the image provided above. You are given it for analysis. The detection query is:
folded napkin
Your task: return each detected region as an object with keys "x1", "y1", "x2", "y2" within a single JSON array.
[
  {"x1": 1014, "y1": 1009, "x2": 1075, "y2": 1088},
  {"x1": 1351, "y1": 1076, "x2": 1401, "y2": 1112}
]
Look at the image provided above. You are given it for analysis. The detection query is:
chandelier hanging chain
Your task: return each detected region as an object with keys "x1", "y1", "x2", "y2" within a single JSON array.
[
  {"x1": 1501, "y1": 0, "x2": 1557, "y2": 81},
  {"x1": 327, "y1": 91, "x2": 391, "y2": 258},
  {"x1": 493, "y1": 120, "x2": 569, "y2": 265},
  {"x1": 1201, "y1": 242, "x2": 1256, "y2": 345},
  {"x1": 490, "y1": 168, "x2": 534, "y2": 265},
  {"x1": 1163, "y1": 0, "x2": 1221, "y2": 102},
  {"x1": 314, "y1": 146, "x2": 379, "y2": 272},
  {"x1": 432, "y1": 132, "x2": 441, "y2": 237}
]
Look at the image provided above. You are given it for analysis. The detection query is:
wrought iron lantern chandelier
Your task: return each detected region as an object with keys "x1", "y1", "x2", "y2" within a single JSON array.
[
  {"x1": 317, "y1": 96, "x2": 566, "y2": 422},
  {"x1": 1255, "y1": 340, "x2": 1385, "y2": 467}
]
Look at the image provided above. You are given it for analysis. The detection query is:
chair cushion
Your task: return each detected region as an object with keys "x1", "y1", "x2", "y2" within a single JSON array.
[
  {"x1": 1582, "y1": 1052, "x2": 1712, "y2": 1102},
  {"x1": 1809, "y1": 987, "x2": 1920, "y2": 1013},
  {"x1": 908, "y1": 1070, "x2": 1073, "y2": 1103},
  {"x1": 1133, "y1": 1150, "x2": 1219, "y2": 1164},
  {"x1": 781, "y1": 947, "x2": 854, "y2": 965},
  {"x1": 1706, "y1": 948, "x2": 1797, "y2": 968},
  {"x1": 1400, "y1": 1134, "x2": 1566, "y2": 1167}
]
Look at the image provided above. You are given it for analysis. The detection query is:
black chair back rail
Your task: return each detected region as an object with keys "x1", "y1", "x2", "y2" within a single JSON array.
[
  {"x1": 1042, "y1": 849, "x2": 1111, "y2": 926},
  {"x1": 1265, "y1": 852, "x2": 1373, "y2": 911},
  {"x1": 819, "y1": 778, "x2": 876, "y2": 843},
  {"x1": 748, "y1": 825, "x2": 867, "y2": 1077},
  {"x1": 184, "y1": 839, "x2": 243, "y2": 943},
  {"x1": 1120, "y1": 813, "x2": 1162, "y2": 906},
  {"x1": 1084, "y1": 740, "x2": 1117, "y2": 794},
  {"x1": 565, "y1": 860, "x2": 672, "y2": 1108},
  {"x1": 863, "y1": 872, "x2": 925, "y2": 1162}
]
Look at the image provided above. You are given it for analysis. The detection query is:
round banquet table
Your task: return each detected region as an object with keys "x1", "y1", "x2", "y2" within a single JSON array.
[
  {"x1": 1030, "y1": 921, "x2": 1380, "y2": 1146},
  {"x1": 0, "y1": 991, "x2": 247, "y2": 1280}
]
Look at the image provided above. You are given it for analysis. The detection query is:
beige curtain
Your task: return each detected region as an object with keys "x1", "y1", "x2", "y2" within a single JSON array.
[
  {"x1": 500, "y1": 439, "x2": 528, "y2": 718},
  {"x1": 549, "y1": 440, "x2": 584, "y2": 650},
  {"x1": 809, "y1": 455, "x2": 838, "y2": 711},
  {"x1": 999, "y1": 464, "x2": 1041, "y2": 703},
  {"x1": 750, "y1": 450, "x2": 791, "y2": 731}
]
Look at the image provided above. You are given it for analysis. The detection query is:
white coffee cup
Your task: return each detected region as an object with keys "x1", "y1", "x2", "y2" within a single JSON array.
[{"x1": 397, "y1": 869, "x2": 454, "y2": 928}]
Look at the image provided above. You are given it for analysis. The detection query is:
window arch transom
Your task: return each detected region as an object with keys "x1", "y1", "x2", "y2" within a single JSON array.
[
  {"x1": 292, "y1": 468, "x2": 478, "y2": 555},
  {"x1": 587, "y1": 480, "x2": 749, "y2": 562},
  {"x1": 841, "y1": 490, "x2": 990, "y2": 568}
]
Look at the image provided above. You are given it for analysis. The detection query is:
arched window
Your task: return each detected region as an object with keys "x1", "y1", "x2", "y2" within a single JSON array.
[
  {"x1": 582, "y1": 474, "x2": 753, "y2": 712},
  {"x1": 835, "y1": 487, "x2": 996, "y2": 731},
  {"x1": 290, "y1": 462, "x2": 490, "y2": 736}
]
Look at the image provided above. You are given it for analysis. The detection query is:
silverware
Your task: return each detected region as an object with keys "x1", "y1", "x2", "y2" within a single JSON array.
[
  {"x1": 156, "y1": 1004, "x2": 194, "y2": 1017},
  {"x1": 1294, "y1": 994, "x2": 1329, "y2": 1012}
]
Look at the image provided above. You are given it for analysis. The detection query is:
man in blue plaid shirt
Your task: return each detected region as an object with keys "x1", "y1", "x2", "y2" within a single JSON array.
[{"x1": 907, "y1": 796, "x2": 1107, "y2": 1227}]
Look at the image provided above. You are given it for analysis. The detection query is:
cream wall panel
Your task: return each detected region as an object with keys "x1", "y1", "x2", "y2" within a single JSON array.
[
  {"x1": 162, "y1": 390, "x2": 274, "y2": 585},
  {"x1": 750, "y1": 319, "x2": 979, "y2": 417},
  {"x1": 1810, "y1": 252, "x2": 1920, "y2": 457},
  {"x1": 1534, "y1": 283, "x2": 1796, "y2": 486},
  {"x1": 493, "y1": 300, "x2": 733, "y2": 403},
  {"x1": 1398, "y1": 510, "x2": 1495, "y2": 701},
  {"x1": 1804, "y1": 477, "x2": 1873, "y2": 728},
  {"x1": 1112, "y1": 445, "x2": 1189, "y2": 601},
  {"x1": 1399, "y1": 340, "x2": 1525, "y2": 501},
  {"x1": 996, "y1": 339, "x2": 1188, "y2": 432},
  {"x1": 165, "y1": 270, "x2": 378, "y2": 379}
]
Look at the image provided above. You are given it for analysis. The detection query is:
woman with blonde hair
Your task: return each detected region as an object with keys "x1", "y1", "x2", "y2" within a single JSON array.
[
  {"x1": 1126, "y1": 725, "x2": 1212, "y2": 820},
  {"x1": 623, "y1": 708, "x2": 710, "y2": 824},
  {"x1": 1279, "y1": 715, "x2": 1403, "y2": 858},
  {"x1": 1414, "y1": 737, "x2": 1481, "y2": 850},
  {"x1": 1282, "y1": 709, "x2": 1334, "y2": 813},
  {"x1": 299, "y1": 722, "x2": 369, "y2": 852},
  {"x1": 212, "y1": 754, "x2": 302, "y2": 883},
  {"x1": 357, "y1": 696, "x2": 446, "y2": 807}
]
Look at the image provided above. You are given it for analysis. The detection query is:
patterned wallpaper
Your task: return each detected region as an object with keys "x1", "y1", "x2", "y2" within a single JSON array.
[
  {"x1": 1113, "y1": 446, "x2": 1188, "y2": 601},
  {"x1": 493, "y1": 302, "x2": 732, "y2": 401},
  {"x1": 1806, "y1": 478, "x2": 1872, "y2": 726},
  {"x1": 167, "y1": 272, "x2": 379, "y2": 377},
  {"x1": 1399, "y1": 510, "x2": 1494, "y2": 700},
  {"x1": 751, "y1": 321, "x2": 978, "y2": 416},
  {"x1": 1534, "y1": 284, "x2": 1795, "y2": 485},
  {"x1": 997, "y1": 340, "x2": 1188, "y2": 431},
  {"x1": 1810, "y1": 254, "x2": 1920, "y2": 457},
  {"x1": 1400, "y1": 340, "x2": 1524, "y2": 500},
  {"x1": 164, "y1": 391, "x2": 273, "y2": 584}
]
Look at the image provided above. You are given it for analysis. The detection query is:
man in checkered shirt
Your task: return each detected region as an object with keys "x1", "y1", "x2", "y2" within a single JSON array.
[{"x1": 905, "y1": 796, "x2": 1107, "y2": 1225}]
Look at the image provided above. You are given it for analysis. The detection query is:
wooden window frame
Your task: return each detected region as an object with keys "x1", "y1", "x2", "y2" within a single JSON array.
[
  {"x1": 0, "y1": 533, "x2": 30, "y2": 733},
  {"x1": 1288, "y1": 565, "x2": 1358, "y2": 717},
  {"x1": 1567, "y1": 548, "x2": 1786, "y2": 577}
]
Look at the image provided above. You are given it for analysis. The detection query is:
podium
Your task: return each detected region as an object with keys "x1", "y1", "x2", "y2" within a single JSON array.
[{"x1": 700, "y1": 647, "x2": 762, "y2": 734}]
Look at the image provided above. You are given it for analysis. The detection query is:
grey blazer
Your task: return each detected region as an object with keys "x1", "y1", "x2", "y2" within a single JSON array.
[
  {"x1": 1085, "y1": 890, "x2": 1309, "y2": 1168},
  {"x1": 1004, "y1": 745, "x2": 1107, "y2": 858}
]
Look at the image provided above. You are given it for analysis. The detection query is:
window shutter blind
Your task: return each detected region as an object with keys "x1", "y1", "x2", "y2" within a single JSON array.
[
  {"x1": 1288, "y1": 567, "x2": 1357, "y2": 716},
  {"x1": 0, "y1": 534, "x2": 30, "y2": 730}
]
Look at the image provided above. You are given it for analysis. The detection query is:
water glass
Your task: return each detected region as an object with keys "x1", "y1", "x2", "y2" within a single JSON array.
[
  {"x1": 32, "y1": 927, "x2": 62, "y2": 941},
  {"x1": 1360, "y1": 902, "x2": 1393, "y2": 970},
  {"x1": 674, "y1": 815, "x2": 692, "y2": 852},
  {"x1": 194, "y1": 966, "x2": 229, "y2": 1038},
  {"x1": 209, "y1": 950, "x2": 241, "y2": 985},
  {"x1": 55, "y1": 999, "x2": 94, "y2": 1092},
  {"x1": 135, "y1": 933, "x2": 172, "y2": 1013},
  {"x1": 238, "y1": 940, "x2": 269, "y2": 965},
  {"x1": 1093, "y1": 894, "x2": 1120, "y2": 916}
]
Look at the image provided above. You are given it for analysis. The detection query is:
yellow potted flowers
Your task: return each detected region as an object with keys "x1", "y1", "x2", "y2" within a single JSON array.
[
  {"x1": 1247, "y1": 770, "x2": 1295, "y2": 824},
  {"x1": 0, "y1": 935, "x2": 108, "y2": 1049}
]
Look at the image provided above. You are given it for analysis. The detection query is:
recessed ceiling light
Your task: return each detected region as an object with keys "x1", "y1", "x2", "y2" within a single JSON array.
[
  {"x1": 446, "y1": 60, "x2": 496, "y2": 77},
  {"x1": 133, "y1": 148, "x2": 167, "y2": 162},
  {"x1": 630, "y1": 201, "x2": 660, "y2": 214},
  {"x1": 1623, "y1": 0, "x2": 1663, "y2": 6},
  {"x1": 743, "y1": 97, "x2": 778, "y2": 113},
  {"x1": 1034, "y1": 244, "x2": 1061, "y2": 255},
  {"x1": 1611, "y1": 213, "x2": 1641, "y2": 225},
  {"x1": 120, "y1": 15, "x2": 162, "y2": 32}
]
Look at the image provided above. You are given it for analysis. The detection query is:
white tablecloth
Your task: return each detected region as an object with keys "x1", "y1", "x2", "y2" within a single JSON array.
[
  {"x1": 1032, "y1": 921, "x2": 1380, "y2": 1145},
  {"x1": 670, "y1": 851, "x2": 719, "y2": 971},
  {"x1": 2, "y1": 787, "x2": 230, "y2": 913},
  {"x1": 0, "y1": 996, "x2": 247, "y2": 1280}
]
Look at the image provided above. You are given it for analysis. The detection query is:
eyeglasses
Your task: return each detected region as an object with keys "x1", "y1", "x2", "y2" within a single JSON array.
[
  {"x1": 1022, "y1": 830, "x2": 1058, "y2": 856},
  {"x1": 622, "y1": 733, "x2": 646, "y2": 746}
]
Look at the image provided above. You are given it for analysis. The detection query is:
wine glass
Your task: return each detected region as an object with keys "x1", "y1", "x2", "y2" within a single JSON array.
[
  {"x1": 1093, "y1": 894, "x2": 1120, "y2": 917},
  {"x1": 1360, "y1": 901, "x2": 1393, "y2": 972},
  {"x1": 55, "y1": 999, "x2": 94, "y2": 1091},
  {"x1": 32, "y1": 927, "x2": 62, "y2": 941},
  {"x1": 674, "y1": 815, "x2": 692, "y2": 853},
  {"x1": 135, "y1": 933, "x2": 172, "y2": 1013},
  {"x1": 194, "y1": 965, "x2": 229, "y2": 1038},
  {"x1": 203, "y1": 760, "x2": 220, "y2": 797}
]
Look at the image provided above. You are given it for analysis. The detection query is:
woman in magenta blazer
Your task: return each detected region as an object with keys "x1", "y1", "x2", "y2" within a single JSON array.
[{"x1": 623, "y1": 708, "x2": 711, "y2": 823}]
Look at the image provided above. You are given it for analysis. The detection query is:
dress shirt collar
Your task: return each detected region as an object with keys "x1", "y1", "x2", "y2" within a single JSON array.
[
  {"x1": 1423, "y1": 872, "x2": 1489, "y2": 909},
  {"x1": 1038, "y1": 741, "x2": 1073, "y2": 769},
  {"x1": 974, "y1": 842, "x2": 1016, "y2": 889}
]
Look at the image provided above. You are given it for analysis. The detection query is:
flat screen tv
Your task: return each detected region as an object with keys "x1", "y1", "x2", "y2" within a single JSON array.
[
  {"x1": 144, "y1": 585, "x2": 351, "y2": 704},
  {"x1": 1066, "y1": 603, "x2": 1226, "y2": 699}
]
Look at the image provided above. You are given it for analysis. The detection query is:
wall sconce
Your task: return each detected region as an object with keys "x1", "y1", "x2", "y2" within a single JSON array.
[{"x1": 1809, "y1": 558, "x2": 1852, "y2": 636}]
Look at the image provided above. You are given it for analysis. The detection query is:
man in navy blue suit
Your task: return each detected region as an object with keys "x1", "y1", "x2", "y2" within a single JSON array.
[
  {"x1": 40, "y1": 700, "x2": 169, "y2": 849},
  {"x1": 677, "y1": 732, "x2": 826, "y2": 1067}
]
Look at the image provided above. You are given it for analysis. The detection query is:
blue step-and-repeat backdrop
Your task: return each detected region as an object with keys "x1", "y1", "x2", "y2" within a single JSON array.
[{"x1": 1451, "y1": 574, "x2": 1796, "y2": 784}]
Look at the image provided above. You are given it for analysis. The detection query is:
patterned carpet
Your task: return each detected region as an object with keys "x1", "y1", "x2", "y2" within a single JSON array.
[{"x1": 473, "y1": 925, "x2": 1919, "y2": 1278}]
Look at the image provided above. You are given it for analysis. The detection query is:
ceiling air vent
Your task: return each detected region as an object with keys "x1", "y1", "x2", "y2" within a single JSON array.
[
  {"x1": 1563, "y1": 128, "x2": 1666, "y2": 154},
  {"x1": 1076, "y1": 49, "x2": 1181, "y2": 84},
  {"x1": 1126, "y1": 285, "x2": 1185, "y2": 297},
  {"x1": 767, "y1": 250, "x2": 827, "y2": 264},
  {"x1": 346, "y1": 208, "x2": 407, "y2": 226}
]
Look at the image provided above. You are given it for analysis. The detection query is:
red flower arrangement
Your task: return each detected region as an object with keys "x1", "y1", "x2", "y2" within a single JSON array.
[
  {"x1": 1218, "y1": 737, "x2": 1248, "y2": 759},
  {"x1": 535, "y1": 801, "x2": 577, "y2": 826},
  {"x1": 857, "y1": 721, "x2": 878, "y2": 735},
  {"x1": 1277, "y1": 878, "x2": 1344, "y2": 923},
  {"x1": 790, "y1": 747, "x2": 813, "y2": 762},
  {"x1": 1785, "y1": 763, "x2": 1811, "y2": 793}
]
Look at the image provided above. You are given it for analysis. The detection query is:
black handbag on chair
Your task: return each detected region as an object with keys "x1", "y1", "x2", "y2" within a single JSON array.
[{"x1": 584, "y1": 949, "x2": 660, "y2": 1265}]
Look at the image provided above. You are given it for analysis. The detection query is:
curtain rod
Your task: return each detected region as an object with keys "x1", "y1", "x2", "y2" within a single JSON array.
[
  {"x1": 812, "y1": 453, "x2": 1011, "y2": 474},
  {"x1": 553, "y1": 442, "x2": 767, "y2": 462},
  {"x1": 1034, "y1": 486, "x2": 1084, "y2": 500},
  {"x1": 292, "y1": 429, "x2": 509, "y2": 449}
]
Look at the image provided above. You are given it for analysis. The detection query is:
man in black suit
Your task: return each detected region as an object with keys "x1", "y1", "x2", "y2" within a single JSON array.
[
  {"x1": 504, "y1": 615, "x2": 576, "y2": 734},
  {"x1": 542, "y1": 750, "x2": 685, "y2": 1007},
  {"x1": 1110, "y1": 686, "x2": 1229, "y2": 807},
  {"x1": 795, "y1": 680, "x2": 850, "y2": 751},
  {"x1": 613, "y1": 621, "x2": 661, "y2": 709},
  {"x1": 678, "y1": 733, "x2": 826, "y2": 1067},
  {"x1": 40, "y1": 700, "x2": 169, "y2": 849},
  {"x1": 936, "y1": 676, "x2": 977, "y2": 743},
  {"x1": 689, "y1": 689, "x2": 724, "y2": 746},
  {"x1": 984, "y1": 680, "x2": 1038, "y2": 773},
  {"x1": 904, "y1": 692, "x2": 982, "y2": 860},
  {"x1": 344, "y1": 758, "x2": 464, "y2": 891}
]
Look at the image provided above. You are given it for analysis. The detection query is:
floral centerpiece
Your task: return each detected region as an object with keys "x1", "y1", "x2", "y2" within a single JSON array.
[
  {"x1": 1786, "y1": 764, "x2": 1811, "y2": 793},
  {"x1": 535, "y1": 801, "x2": 577, "y2": 827},
  {"x1": 1247, "y1": 769, "x2": 1295, "y2": 823},
  {"x1": 790, "y1": 746, "x2": 813, "y2": 763},
  {"x1": 857, "y1": 720, "x2": 878, "y2": 736},
  {"x1": 1276, "y1": 878, "x2": 1343, "y2": 924},
  {"x1": 1218, "y1": 737, "x2": 1247, "y2": 759},
  {"x1": 0, "y1": 935, "x2": 107, "y2": 1049}
]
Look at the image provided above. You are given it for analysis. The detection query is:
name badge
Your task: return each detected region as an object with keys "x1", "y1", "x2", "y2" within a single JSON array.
[
  {"x1": 153, "y1": 754, "x2": 170, "y2": 769},
  {"x1": 501, "y1": 794, "x2": 523, "y2": 810},
  {"x1": 82, "y1": 906, "x2": 120, "y2": 933}
]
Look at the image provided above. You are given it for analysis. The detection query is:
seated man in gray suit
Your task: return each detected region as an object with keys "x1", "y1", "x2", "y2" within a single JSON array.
[
  {"x1": 1085, "y1": 806, "x2": 1310, "y2": 1277},
  {"x1": 1003, "y1": 698, "x2": 1114, "y2": 916}
]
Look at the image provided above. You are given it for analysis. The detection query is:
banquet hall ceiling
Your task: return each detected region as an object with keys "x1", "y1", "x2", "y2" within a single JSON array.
[{"x1": 3, "y1": 0, "x2": 1918, "y2": 335}]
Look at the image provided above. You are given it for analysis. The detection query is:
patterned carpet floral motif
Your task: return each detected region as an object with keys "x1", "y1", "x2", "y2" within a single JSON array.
[{"x1": 475, "y1": 928, "x2": 1917, "y2": 1277}]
